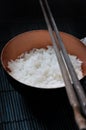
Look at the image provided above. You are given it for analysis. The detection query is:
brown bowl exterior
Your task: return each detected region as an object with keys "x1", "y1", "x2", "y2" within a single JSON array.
[{"x1": 1, "y1": 30, "x2": 86, "y2": 103}]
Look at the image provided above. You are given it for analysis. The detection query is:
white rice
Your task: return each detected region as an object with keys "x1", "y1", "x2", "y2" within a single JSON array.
[{"x1": 8, "y1": 46, "x2": 83, "y2": 88}]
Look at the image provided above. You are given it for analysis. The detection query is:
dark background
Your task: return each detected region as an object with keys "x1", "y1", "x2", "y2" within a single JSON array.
[
  {"x1": 0, "y1": 0, "x2": 86, "y2": 47},
  {"x1": 0, "y1": 0, "x2": 86, "y2": 19},
  {"x1": 0, "y1": 0, "x2": 86, "y2": 130}
]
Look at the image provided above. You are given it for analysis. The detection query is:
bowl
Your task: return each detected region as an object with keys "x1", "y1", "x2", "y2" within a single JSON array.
[{"x1": 1, "y1": 30, "x2": 86, "y2": 104}]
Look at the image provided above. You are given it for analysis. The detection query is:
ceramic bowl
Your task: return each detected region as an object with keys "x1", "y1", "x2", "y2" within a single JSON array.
[{"x1": 1, "y1": 30, "x2": 86, "y2": 103}]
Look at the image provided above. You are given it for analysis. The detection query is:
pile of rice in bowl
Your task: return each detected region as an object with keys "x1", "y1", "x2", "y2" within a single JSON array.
[{"x1": 8, "y1": 46, "x2": 83, "y2": 88}]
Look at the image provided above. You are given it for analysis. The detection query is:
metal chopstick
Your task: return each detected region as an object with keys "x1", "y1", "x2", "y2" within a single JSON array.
[{"x1": 39, "y1": 0, "x2": 86, "y2": 129}]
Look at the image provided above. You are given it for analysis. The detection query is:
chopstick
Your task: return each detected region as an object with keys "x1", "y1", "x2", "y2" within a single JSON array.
[
  {"x1": 42, "y1": 0, "x2": 86, "y2": 116},
  {"x1": 43, "y1": 0, "x2": 86, "y2": 116},
  {"x1": 39, "y1": 0, "x2": 86, "y2": 129}
]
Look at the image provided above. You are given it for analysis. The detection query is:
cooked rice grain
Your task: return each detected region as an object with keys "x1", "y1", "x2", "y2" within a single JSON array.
[{"x1": 8, "y1": 46, "x2": 83, "y2": 88}]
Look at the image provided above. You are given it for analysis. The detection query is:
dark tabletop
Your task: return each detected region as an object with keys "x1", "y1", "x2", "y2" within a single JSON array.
[{"x1": 0, "y1": 0, "x2": 86, "y2": 130}]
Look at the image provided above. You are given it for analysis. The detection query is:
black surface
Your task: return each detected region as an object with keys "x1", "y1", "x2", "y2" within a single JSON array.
[{"x1": 0, "y1": 0, "x2": 86, "y2": 130}]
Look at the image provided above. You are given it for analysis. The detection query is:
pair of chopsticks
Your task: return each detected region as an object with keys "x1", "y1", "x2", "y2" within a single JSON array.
[{"x1": 39, "y1": 0, "x2": 86, "y2": 129}]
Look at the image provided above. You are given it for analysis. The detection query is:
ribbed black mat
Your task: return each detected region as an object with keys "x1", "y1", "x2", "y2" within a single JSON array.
[{"x1": 0, "y1": 18, "x2": 86, "y2": 130}]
